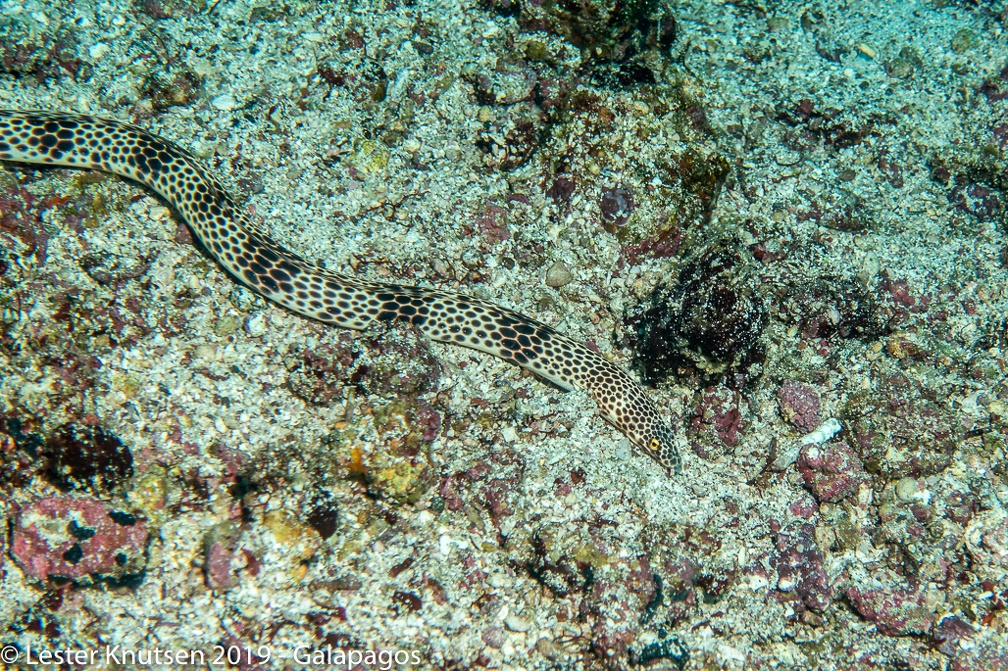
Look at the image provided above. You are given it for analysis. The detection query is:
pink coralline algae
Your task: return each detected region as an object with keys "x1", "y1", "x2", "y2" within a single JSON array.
[
  {"x1": 585, "y1": 555, "x2": 657, "y2": 666},
  {"x1": 11, "y1": 495, "x2": 148, "y2": 585},
  {"x1": 0, "y1": 175, "x2": 48, "y2": 263},
  {"x1": 777, "y1": 380, "x2": 821, "y2": 433},
  {"x1": 476, "y1": 203, "x2": 511, "y2": 246},
  {"x1": 770, "y1": 521, "x2": 832, "y2": 612},
  {"x1": 796, "y1": 441, "x2": 866, "y2": 502},
  {"x1": 691, "y1": 387, "x2": 744, "y2": 449},
  {"x1": 846, "y1": 583, "x2": 933, "y2": 636}
]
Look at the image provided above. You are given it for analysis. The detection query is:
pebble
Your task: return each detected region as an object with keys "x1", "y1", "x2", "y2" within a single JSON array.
[
  {"x1": 505, "y1": 614, "x2": 530, "y2": 632},
  {"x1": 194, "y1": 343, "x2": 218, "y2": 361},
  {"x1": 214, "y1": 314, "x2": 241, "y2": 337},
  {"x1": 487, "y1": 572, "x2": 508, "y2": 588},
  {"x1": 193, "y1": 141, "x2": 218, "y2": 160},
  {"x1": 88, "y1": 42, "x2": 110, "y2": 61},
  {"x1": 535, "y1": 636, "x2": 561, "y2": 660},
  {"x1": 211, "y1": 94, "x2": 238, "y2": 111},
  {"x1": 482, "y1": 626, "x2": 505, "y2": 648},
  {"x1": 245, "y1": 312, "x2": 268, "y2": 337},
  {"x1": 895, "y1": 477, "x2": 921, "y2": 503},
  {"x1": 544, "y1": 261, "x2": 573, "y2": 288},
  {"x1": 775, "y1": 149, "x2": 802, "y2": 166}
]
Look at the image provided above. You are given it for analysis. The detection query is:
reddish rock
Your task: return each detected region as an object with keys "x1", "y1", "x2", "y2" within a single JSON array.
[
  {"x1": 588, "y1": 581, "x2": 639, "y2": 664},
  {"x1": 846, "y1": 583, "x2": 933, "y2": 636},
  {"x1": 476, "y1": 203, "x2": 510, "y2": 246},
  {"x1": 949, "y1": 182, "x2": 1001, "y2": 222},
  {"x1": 203, "y1": 521, "x2": 242, "y2": 591},
  {"x1": 599, "y1": 185, "x2": 635, "y2": 230},
  {"x1": 933, "y1": 615, "x2": 975, "y2": 657},
  {"x1": 205, "y1": 541, "x2": 233, "y2": 590},
  {"x1": 788, "y1": 496, "x2": 819, "y2": 520},
  {"x1": 950, "y1": 637, "x2": 1008, "y2": 670},
  {"x1": 11, "y1": 495, "x2": 147, "y2": 585},
  {"x1": 482, "y1": 478, "x2": 514, "y2": 521},
  {"x1": 691, "y1": 387, "x2": 744, "y2": 450},
  {"x1": 771, "y1": 521, "x2": 832, "y2": 612},
  {"x1": 980, "y1": 515, "x2": 1008, "y2": 570},
  {"x1": 796, "y1": 441, "x2": 866, "y2": 502},
  {"x1": 546, "y1": 175, "x2": 575, "y2": 203},
  {"x1": 778, "y1": 380, "x2": 822, "y2": 433}
]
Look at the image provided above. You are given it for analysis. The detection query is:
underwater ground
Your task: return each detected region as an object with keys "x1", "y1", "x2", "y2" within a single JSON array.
[{"x1": 1, "y1": 0, "x2": 1007, "y2": 668}]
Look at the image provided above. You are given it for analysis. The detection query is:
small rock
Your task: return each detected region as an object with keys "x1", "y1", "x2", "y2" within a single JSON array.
[
  {"x1": 194, "y1": 343, "x2": 218, "y2": 361},
  {"x1": 933, "y1": 615, "x2": 975, "y2": 657},
  {"x1": 482, "y1": 626, "x2": 506, "y2": 648},
  {"x1": 12, "y1": 495, "x2": 148, "y2": 585},
  {"x1": 203, "y1": 521, "x2": 242, "y2": 591},
  {"x1": 846, "y1": 583, "x2": 933, "y2": 636},
  {"x1": 214, "y1": 314, "x2": 241, "y2": 337},
  {"x1": 544, "y1": 261, "x2": 573, "y2": 288},
  {"x1": 778, "y1": 380, "x2": 822, "y2": 433},
  {"x1": 796, "y1": 441, "x2": 866, "y2": 503},
  {"x1": 211, "y1": 94, "x2": 238, "y2": 111},
  {"x1": 771, "y1": 521, "x2": 832, "y2": 612},
  {"x1": 895, "y1": 477, "x2": 921, "y2": 503},
  {"x1": 88, "y1": 42, "x2": 109, "y2": 60},
  {"x1": 505, "y1": 613, "x2": 530, "y2": 632},
  {"x1": 245, "y1": 312, "x2": 268, "y2": 337}
]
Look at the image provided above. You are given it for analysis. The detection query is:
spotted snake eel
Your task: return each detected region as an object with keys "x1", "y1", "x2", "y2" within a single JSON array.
[{"x1": 0, "y1": 110, "x2": 681, "y2": 474}]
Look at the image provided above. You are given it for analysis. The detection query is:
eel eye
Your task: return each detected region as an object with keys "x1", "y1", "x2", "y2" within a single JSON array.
[{"x1": 648, "y1": 437, "x2": 660, "y2": 452}]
